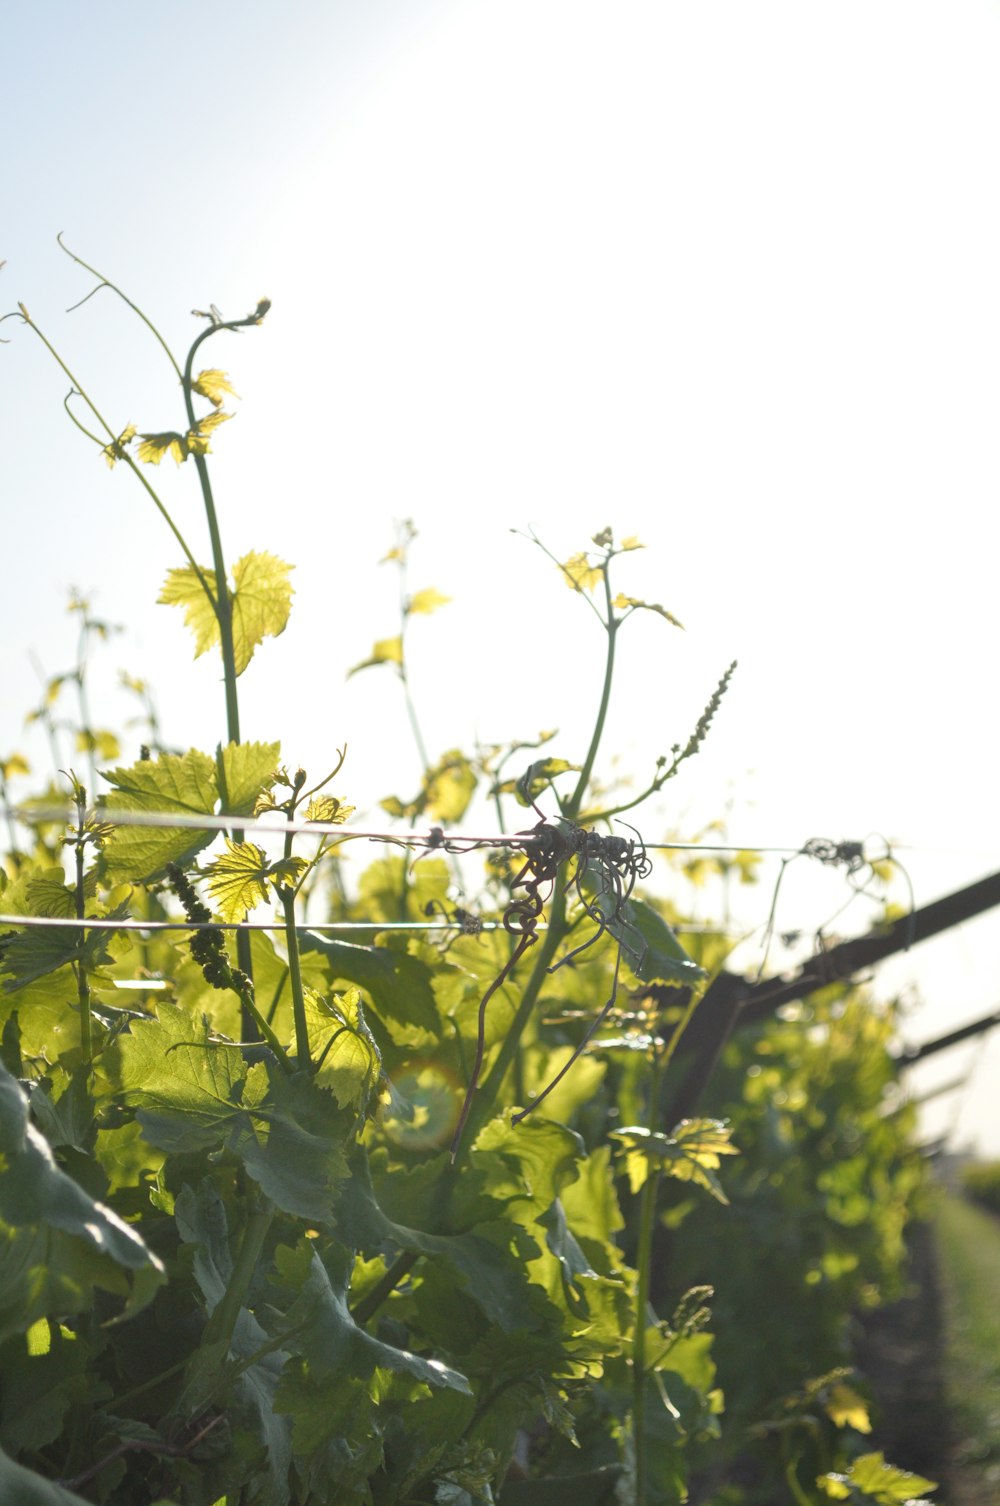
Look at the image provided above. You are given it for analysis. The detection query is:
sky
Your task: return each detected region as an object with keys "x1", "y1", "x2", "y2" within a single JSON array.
[{"x1": 2, "y1": 0, "x2": 999, "y2": 1151}]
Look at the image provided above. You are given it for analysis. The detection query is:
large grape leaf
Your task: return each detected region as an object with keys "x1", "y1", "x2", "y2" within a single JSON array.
[
  {"x1": 333, "y1": 1150, "x2": 536, "y2": 1332},
  {"x1": 101, "y1": 748, "x2": 218, "y2": 881},
  {"x1": 273, "y1": 1238, "x2": 471, "y2": 1394},
  {"x1": 158, "y1": 552, "x2": 293, "y2": 677},
  {"x1": 112, "y1": 1005, "x2": 351, "y2": 1221},
  {"x1": 299, "y1": 934, "x2": 439, "y2": 1037},
  {"x1": 0, "y1": 1061, "x2": 163, "y2": 1339}
]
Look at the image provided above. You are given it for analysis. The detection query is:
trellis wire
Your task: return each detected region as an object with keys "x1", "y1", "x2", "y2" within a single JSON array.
[
  {"x1": 11, "y1": 802, "x2": 806, "y2": 854},
  {"x1": 0, "y1": 913, "x2": 737, "y2": 937}
]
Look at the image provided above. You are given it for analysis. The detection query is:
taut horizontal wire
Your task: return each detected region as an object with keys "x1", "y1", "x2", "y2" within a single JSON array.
[
  {"x1": 0, "y1": 914, "x2": 514, "y2": 934},
  {"x1": 0, "y1": 912, "x2": 736, "y2": 936},
  {"x1": 9, "y1": 803, "x2": 804, "y2": 855}
]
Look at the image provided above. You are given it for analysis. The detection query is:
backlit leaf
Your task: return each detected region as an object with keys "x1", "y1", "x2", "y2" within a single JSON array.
[
  {"x1": 299, "y1": 934, "x2": 440, "y2": 1038},
  {"x1": 425, "y1": 752, "x2": 477, "y2": 823},
  {"x1": 158, "y1": 564, "x2": 219, "y2": 659},
  {"x1": 230, "y1": 550, "x2": 295, "y2": 674},
  {"x1": 218, "y1": 739, "x2": 281, "y2": 817},
  {"x1": 136, "y1": 430, "x2": 187, "y2": 466},
  {"x1": 113, "y1": 1005, "x2": 351, "y2": 1219},
  {"x1": 611, "y1": 1120, "x2": 738, "y2": 1201},
  {"x1": 203, "y1": 838, "x2": 278, "y2": 922},
  {"x1": 306, "y1": 988, "x2": 381, "y2": 1110},
  {"x1": 825, "y1": 1381, "x2": 872, "y2": 1433},
  {"x1": 304, "y1": 795, "x2": 354, "y2": 824},
  {"x1": 407, "y1": 587, "x2": 452, "y2": 616},
  {"x1": 818, "y1": 1451, "x2": 936, "y2": 1503},
  {"x1": 347, "y1": 637, "x2": 403, "y2": 677},
  {"x1": 101, "y1": 746, "x2": 218, "y2": 881},
  {"x1": 191, "y1": 368, "x2": 239, "y2": 407},
  {"x1": 185, "y1": 408, "x2": 233, "y2": 456},
  {"x1": 560, "y1": 553, "x2": 602, "y2": 592},
  {"x1": 100, "y1": 423, "x2": 136, "y2": 468}
]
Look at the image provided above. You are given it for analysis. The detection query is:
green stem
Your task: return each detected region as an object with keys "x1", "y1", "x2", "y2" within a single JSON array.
[
  {"x1": 282, "y1": 886, "x2": 311, "y2": 1067},
  {"x1": 200, "y1": 1197, "x2": 274, "y2": 1357},
  {"x1": 182, "y1": 317, "x2": 264, "y2": 749},
  {"x1": 350, "y1": 1249, "x2": 420, "y2": 1327},
  {"x1": 633, "y1": 1051, "x2": 667, "y2": 1506},
  {"x1": 72, "y1": 810, "x2": 92, "y2": 1068},
  {"x1": 565, "y1": 566, "x2": 618, "y2": 821},
  {"x1": 469, "y1": 883, "x2": 570, "y2": 1140}
]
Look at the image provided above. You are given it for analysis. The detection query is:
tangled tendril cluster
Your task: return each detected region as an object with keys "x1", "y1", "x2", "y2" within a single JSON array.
[{"x1": 450, "y1": 817, "x2": 652, "y2": 1157}]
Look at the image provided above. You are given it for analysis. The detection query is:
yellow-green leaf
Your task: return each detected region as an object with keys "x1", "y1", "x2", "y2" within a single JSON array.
[
  {"x1": 406, "y1": 587, "x2": 452, "y2": 616},
  {"x1": 560, "y1": 552, "x2": 603, "y2": 592},
  {"x1": 347, "y1": 637, "x2": 403, "y2": 677},
  {"x1": 101, "y1": 423, "x2": 136, "y2": 468},
  {"x1": 191, "y1": 369, "x2": 239, "y2": 408},
  {"x1": 0, "y1": 754, "x2": 30, "y2": 780},
  {"x1": 203, "y1": 838, "x2": 276, "y2": 922},
  {"x1": 186, "y1": 409, "x2": 233, "y2": 456},
  {"x1": 158, "y1": 565, "x2": 219, "y2": 659},
  {"x1": 424, "y1": 751, "x2": 477, "y2": 823},
  {"x1": 620, "y1": 535, "x2": 644, "y2": 551},
  {"x1": 825, "y1": 1382, "x2": 872, "y2": 1434},
  {"x1": 219, "y1": 740, "x2": 282, "y2": 817},
  {"x1": 137, "y1": 430, "x2": 187, "y2": 466},
  {"x1": 230, "y1": 551, "x2": 295, "y2": 674},
  {"x1": 304, "y1": 795, "x2": 355, "y2": 825},
  {"x1": 611, "y1": 1119, "x2": 739, "y2": 1202}
]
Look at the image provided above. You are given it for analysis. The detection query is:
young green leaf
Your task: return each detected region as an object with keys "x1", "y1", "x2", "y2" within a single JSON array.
[
  {"x1": 347, "y1": 637, "x2": 403, "y2": 677},
  {"x1": 817, "y1": 1451, "x2": 936, "y2": 1503},
  {"x1": 559, "y1": 553, "x2": 603, "y2": 592},
  {"x1": 100, "y1": 422, "x2": 136, "y2": 468},
  {"x1": 191, "y1": 368, "x2": 239, "y2": 407},
  {"x1": 218, "y1": 739, "x2": 281, "y2": 817},
  {"x1": 136, "y1": 430, "x2": 187, "y2": 465},
  {"x1": 406, "y1": 587, "x2": 452, "y2": 616},
  {"x1": 230, "y1": 550, "x2": 295, "y2": 673},
  {"x1": 204, "y1": 838, "x2": 284, "y2": 922},
  {"x1": 610, "y1": 1120, "x2": 739, "y2": 1201},
  {"x1": 158, "y1": 563, "x2": 218, "y2": 662},
  {"x1": 187, "y1": 408, "x2": 233, "y2": 451},
  {"x1": 304, "y1": 794, "x2": 355, "y2": 824}
]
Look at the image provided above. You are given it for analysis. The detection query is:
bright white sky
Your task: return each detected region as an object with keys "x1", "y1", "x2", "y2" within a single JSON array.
[{"x1": 2, "y1": 0, "x2": 999, "y2": 1150}]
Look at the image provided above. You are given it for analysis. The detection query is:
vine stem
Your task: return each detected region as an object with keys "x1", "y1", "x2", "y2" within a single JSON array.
[
  {"x1": 565, "y1": 561, "x2": 618, "y2": 822},
  {"x1": 182, "y1": 326, "x2": 242, "y2": 749},
  {"x1": 281, "y1": 791, "x2": 312, "y2": 1067},
  {"x1": 200, "y1": 1196, "x2": 274, "y2": 1357},
  {"x1": 72, "y1": 810, "x2": 92, "y2": 1068},
  {"x1": 460, "y1": 557, "x2": 619, "y2": 1144},
  {"x1": 633, "y1": 1045, "x2": 667, "y2": 1506}
]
